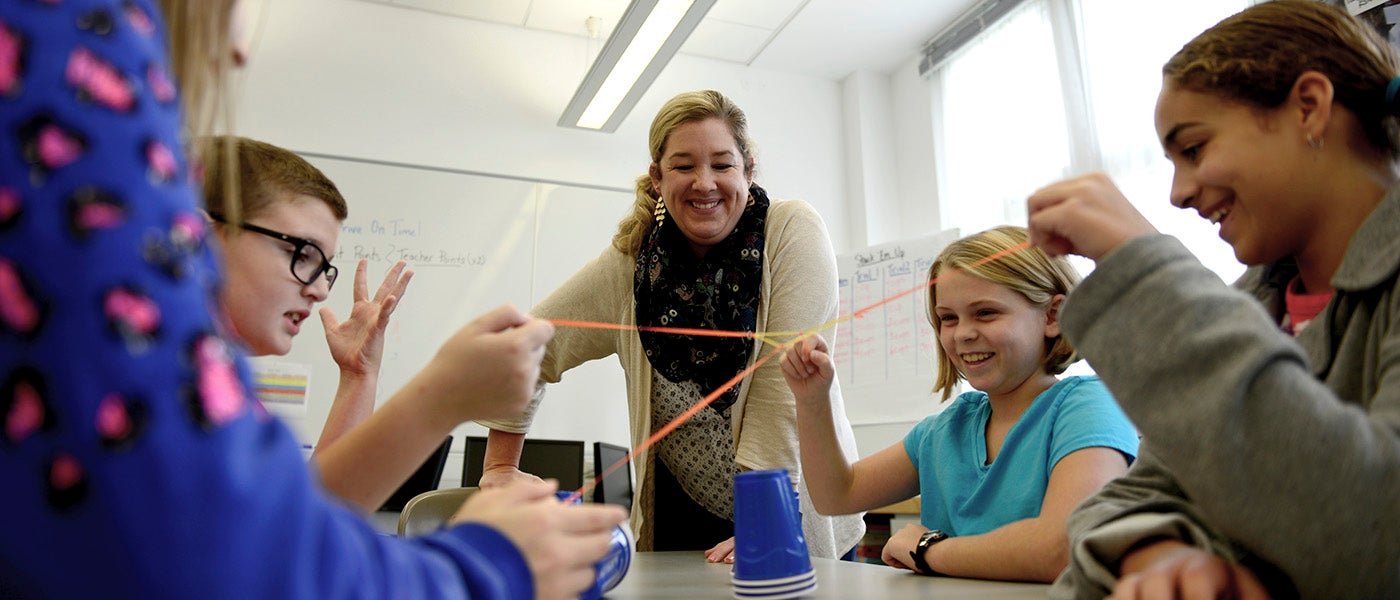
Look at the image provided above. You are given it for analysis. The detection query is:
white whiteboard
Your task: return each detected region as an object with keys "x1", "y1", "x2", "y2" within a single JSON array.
[
  {"x1": 833, "y1": 229, "x2": 961, "y2": 425},
  {"x1": 253, "y1": 154, "x2": 635, "y2": 465}
]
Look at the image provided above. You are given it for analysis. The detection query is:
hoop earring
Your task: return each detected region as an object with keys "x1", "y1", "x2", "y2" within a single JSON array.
[
  {"x1": 1306, "y1": 134, "x2": 1324, "y2": 150},
  {"x1": 746, "y1": 194, "x2": 755, "y2": 207},
  {"x1": 653, "y1": 196, "x2": 666, "y2": 224}
]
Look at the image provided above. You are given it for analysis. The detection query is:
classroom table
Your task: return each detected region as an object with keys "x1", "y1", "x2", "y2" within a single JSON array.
[{"x1": 604, "y1": 551, "x2": 1050, "y2": 598}]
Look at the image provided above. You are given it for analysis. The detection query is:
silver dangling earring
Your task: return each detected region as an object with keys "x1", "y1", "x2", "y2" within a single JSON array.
[
  {"x1": 1306, "y1": 134, "x2": 1324, "y2": 150},
  {"x1": 653, "y1": 196, "x2": 666, "y2": 224}
]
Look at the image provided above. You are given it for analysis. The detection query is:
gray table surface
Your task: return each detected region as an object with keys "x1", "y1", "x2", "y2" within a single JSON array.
[{"x1": 603, "y1": 551, "x2": 1049, "y2": 599}]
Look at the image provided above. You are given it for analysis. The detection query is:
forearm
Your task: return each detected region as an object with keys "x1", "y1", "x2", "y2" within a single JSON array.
[
  {"x1": 315, "y1": 382, "x2": 457, "y2": 512},
  {"x1": 313, "y1": 371, "x2": 378, "y2": 454},
  {"x1": 484, "y1": 429, "x2": 527, "y2": 472},
  {"x1": 1065, "y1": 236, "x2": 1400, "y2": 596},
  {"x1": 925, "y1": 517, "x2": 1069, "y2": 583},
  {"x1": 795, "y1": 395, "x2": 859, "y2": 514}
]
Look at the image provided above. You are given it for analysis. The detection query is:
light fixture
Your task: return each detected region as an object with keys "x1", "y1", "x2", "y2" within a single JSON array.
[{"x1": 558, "y1": 0, "x2": 717, "y2": 132}]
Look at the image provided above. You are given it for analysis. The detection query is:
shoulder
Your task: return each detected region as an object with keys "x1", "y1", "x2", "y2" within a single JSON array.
[
  {"x1": 1044, "y1": 376, "x2": 1125, "y2": 415},
  {"x1": 765, "y1": 199, "x2": 828, "y2": 238},
  {"x1": 935, "y1": 391, "x2": 987, "y2": 428}
]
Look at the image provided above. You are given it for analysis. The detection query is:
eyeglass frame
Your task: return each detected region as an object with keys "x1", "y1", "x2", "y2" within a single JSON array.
[{"x1": 209, "y1": 215, "x2": 339, "y2": 291}]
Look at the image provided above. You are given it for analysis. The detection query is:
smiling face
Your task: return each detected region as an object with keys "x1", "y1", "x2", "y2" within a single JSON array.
[
  {"x1": 216, "y1": 193, "x2": 340, "y2": 356},
  {"x1": 933, "y1": 269, "x2": 1060, "y2": 404},
  {"x1": 650, "y1": 118, "x2": 753, "y2": 258},
  {"x1": 1154, "y1": 81, "x2": 1324, "y2": 267}
]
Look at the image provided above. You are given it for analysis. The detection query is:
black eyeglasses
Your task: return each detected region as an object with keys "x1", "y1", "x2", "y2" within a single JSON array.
[{"x1": 210, "y1": 215, "x2": 338, "y2": 290}]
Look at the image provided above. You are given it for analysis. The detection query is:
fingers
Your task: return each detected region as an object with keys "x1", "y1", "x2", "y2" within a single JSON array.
[
  {"x1": 809, "y1": 346, "x2": 834, "y2": 378},
  {"x1": 509, "y1": 317, "x2": 556, "y2": 348},
  {"x1": 470, "y1": 305, "x2": 531, "y2": 334},
  {"x1": 373, "y1": 261, "x2": 411, "y2": 303},
  {"x1": 375, "y1": 295, "x2": 400, "y2": 332},
  {"x1": 557, "y1": 504, "x2": 629, "y2": 535},
  {"x1": 704, "y1": 537, "x2": 736, "y2": 563},
  {"x1": 353, "y1": 259, "x2": 370, "y2": 302}
]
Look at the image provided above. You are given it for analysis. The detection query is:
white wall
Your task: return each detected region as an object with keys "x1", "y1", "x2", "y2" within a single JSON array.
[{"x1": 233, "y1": 0, "x2": 863, "y2": 469}]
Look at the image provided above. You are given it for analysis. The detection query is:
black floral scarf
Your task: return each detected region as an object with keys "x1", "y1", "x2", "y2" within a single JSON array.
[{"x1": 634, "y1": 185, "x2": 769, "y2": 414}]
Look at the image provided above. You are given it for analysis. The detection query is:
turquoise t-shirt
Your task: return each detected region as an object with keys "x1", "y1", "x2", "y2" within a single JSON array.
[{"x1": 902, "y1": 376, "x2": 1138, "y2": 535}]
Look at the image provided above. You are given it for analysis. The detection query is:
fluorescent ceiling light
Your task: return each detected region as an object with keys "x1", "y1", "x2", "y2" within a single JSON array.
[{"x1": 559, "y1": 0, "x2": 716, "y2": 132}]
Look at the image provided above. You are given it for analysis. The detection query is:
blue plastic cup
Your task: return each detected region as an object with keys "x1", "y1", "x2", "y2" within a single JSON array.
[
  {"x1": 732, "y1": 469, "x2": 812, "y2": 582},
  {"x1": 557, "y1": 491, "x2": 633, "y2": 598},
  {"x1": 581, "y1": 522, "x2": 634, "y2": 600}
]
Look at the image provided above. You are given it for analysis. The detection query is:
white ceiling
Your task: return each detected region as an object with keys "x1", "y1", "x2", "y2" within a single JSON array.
[{"x1": 357, "y1": 0, "x2": 981, "y2": 79}]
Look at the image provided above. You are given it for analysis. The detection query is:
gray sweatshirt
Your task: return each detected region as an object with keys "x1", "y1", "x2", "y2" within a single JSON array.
[{"x1": 1050, "y1": 184, "x2": 1400, "y2": 599}]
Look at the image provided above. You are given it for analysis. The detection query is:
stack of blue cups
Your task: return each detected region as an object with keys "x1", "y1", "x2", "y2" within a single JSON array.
[{"x1": 730, "y1": 469, "x2": 817, "y2": 599}]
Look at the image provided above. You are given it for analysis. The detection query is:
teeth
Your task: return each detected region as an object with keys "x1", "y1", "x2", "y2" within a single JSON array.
[
  {"x1": 289, "y1": 313, "x2": 302, "y2": 324},
  {"x1": 961, "y1": 352, "x2": 993, "y2": 362},
  {"x1": 693, "y1": 200, "x2": 719, "y2": 209},
  {"x1": 1209, "y1": 209, "x2": 1228, "y2": 224}
]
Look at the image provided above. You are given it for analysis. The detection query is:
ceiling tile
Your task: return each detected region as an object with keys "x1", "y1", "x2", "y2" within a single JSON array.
[
  {"x1": 526, "y1": 0, "x2": 629, "y2": 39},
  {"x1": 682, "y1": 18, "x2": 770, "y2": 64},
  {"x1": 704, "y1": 0, "x2": 805, "y2": 30},
  {"x1": 392, "y1": 0, "x2": 532, "y2": 25}
]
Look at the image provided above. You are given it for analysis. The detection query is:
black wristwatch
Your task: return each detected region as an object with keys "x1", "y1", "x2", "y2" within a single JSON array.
[{"x1": 910, "y1": 529, "x2": 949, "y2": 575}]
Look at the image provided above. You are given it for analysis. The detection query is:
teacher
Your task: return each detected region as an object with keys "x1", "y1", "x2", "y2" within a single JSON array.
[{"x1": 477, "y1": 90, "x2": 864, "y2": 558}]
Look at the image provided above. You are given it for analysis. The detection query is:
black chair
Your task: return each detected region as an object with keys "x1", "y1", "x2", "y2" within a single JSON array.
[
  {"x1": 378, "y1": 435, "x2": 452, "y2": 512},
  {"x1": 461, "y1": 436, "x2": 585, "y2": 490},
  {"x1": 592, "y1": 441, "x2": 634, "y2": 509}
]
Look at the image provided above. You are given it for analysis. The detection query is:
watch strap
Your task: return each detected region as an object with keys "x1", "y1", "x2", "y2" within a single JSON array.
[{"x1": 910, "y1": 529, "x2": 948, "y2": 575}]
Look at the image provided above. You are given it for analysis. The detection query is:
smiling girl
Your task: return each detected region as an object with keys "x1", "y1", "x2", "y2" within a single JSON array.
[
  {"x1": 782, "y1": 226, "x2": 1138, "y2": 582},
  {"x1": 1027, "y1": 1, "x2": 1400, "y2": 597}
]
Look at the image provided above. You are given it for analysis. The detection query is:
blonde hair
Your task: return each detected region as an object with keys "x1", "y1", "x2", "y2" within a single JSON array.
[
  {"x1": 202, "y1": 136, "x2": 348, "y2": 222},
  {"x1": 156, "y1": 0, "x2": 243, "y2": 221},
  {"x1": 1165, "y1": 0, "x2": 1400, "y2": 157},
  {"x1": 927, "y1": 226, "x2": 1081, "y2": 401},
  {"x1": 610, "y1": 90, "x2": 758, "y2": 256}
]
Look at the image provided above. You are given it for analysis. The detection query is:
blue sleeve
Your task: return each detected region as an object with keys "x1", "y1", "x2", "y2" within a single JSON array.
[
  {"x1": 1048, "y1": 377, "x2": 1140, "y2": 470},
  {"x1": 0, "y1": 2, "x2": 529, "y2": 598}
]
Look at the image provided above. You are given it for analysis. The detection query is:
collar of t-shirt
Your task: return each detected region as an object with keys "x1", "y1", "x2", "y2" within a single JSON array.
[{"x1": 1283, "y1": 274, "x2": 1334, "y2": 336}]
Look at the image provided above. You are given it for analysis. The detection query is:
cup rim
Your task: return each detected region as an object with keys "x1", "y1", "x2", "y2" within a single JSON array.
[{"x1": 729, "y1": 568, "x2": 815, "y2": 586}]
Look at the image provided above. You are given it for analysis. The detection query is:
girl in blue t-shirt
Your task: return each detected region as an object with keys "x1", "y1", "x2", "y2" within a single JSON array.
[{"x1": 782, "y1": 225, "x2": 1137, "y2": 582}]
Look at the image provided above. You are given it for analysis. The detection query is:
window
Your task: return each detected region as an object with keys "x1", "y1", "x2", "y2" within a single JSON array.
[{"x1": 930, "y1": 0, "x2": 1253, "y2": 282}]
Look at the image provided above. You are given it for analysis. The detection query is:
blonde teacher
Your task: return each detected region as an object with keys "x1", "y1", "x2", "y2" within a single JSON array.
[{"x1": 477, "y1": 89, "x2": 865, "y2": 560}]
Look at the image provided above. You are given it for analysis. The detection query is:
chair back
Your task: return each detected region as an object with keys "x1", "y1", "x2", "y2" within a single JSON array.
[{"x1": 398, "y1": 487, "x2": 479, "y2": 537}]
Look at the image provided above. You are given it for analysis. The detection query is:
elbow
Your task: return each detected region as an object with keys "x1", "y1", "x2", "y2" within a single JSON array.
[
  {"x1": 1034, "y1": 533, "x2": 1071, "y2": 583},
  {"x1": 808, "y1": 493, "x2": 840, "y2": 516}
]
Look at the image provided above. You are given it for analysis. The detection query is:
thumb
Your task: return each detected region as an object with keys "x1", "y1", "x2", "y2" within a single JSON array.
[
  {"x1": 811, "y1": 348, "x2": 835, "y2": 377},
  {"x1": 468, "y1": 305, "x2": 530, "y2": 335},
  {"x1": 319, "y1": 306, "x2": 339, "y2": 331}
]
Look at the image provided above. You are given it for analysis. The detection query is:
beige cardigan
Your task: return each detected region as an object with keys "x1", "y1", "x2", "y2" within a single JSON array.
[{"x1": 480, "y1": 199, "x2": 864, "y2": 557}]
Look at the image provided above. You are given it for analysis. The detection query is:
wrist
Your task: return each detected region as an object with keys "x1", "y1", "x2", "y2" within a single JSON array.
[
  {"x1": 1118, "y1": 537, "x2": 1188, "y2": 577},
  {"x1": 910, "y1": 529, "x2": 948, "y2": 575}
]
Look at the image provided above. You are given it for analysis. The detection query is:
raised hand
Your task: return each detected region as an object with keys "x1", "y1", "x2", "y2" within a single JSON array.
[
  {"x1": 412, "y1": 304, "x2": 555, "y2": 423},
  {"x1": 320, "y1": 259, "x2": 413, "y2": 377},
  {"x1": 780, "y1": 334, "x2": 836, "y2": 403},
  {"x1": 1027, "y1": 172, "x2": 1157, "y2": 261}
]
